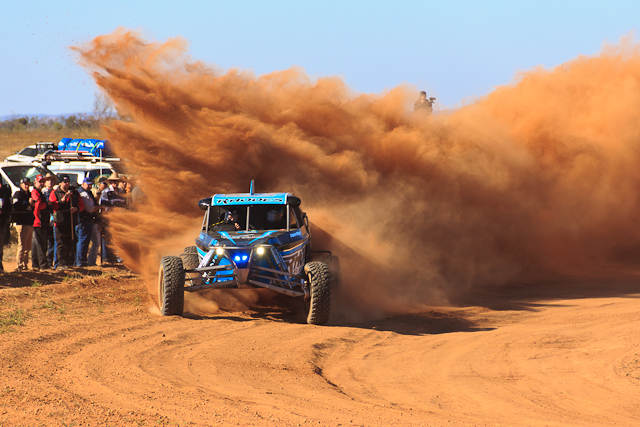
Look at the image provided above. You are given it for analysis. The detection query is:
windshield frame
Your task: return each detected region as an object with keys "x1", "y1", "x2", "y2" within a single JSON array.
[
  {"x1": 2, "y1": 164, "x2": 54, "y2": 187},
  {"x1": 205, "y1": 204, "x2": 299, "y2": 233}
]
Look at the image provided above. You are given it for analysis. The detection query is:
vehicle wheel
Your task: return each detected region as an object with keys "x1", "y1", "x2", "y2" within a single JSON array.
[
  {"x1": 158, "y1": 256, "x2": 185, "y2": 316},
  {"x1": 303, "y1": 261, "x2": 331, "y2": 325},
  {"x1": 327, "y1": 255, "x2": 342, "y2": 291},
  {"x1": 181, "y1": 245, "x2": 199, "y2": 270}
]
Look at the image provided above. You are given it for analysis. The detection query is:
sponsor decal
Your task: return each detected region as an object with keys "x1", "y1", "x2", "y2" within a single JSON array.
[
  {"x1": 228, "y1": 234, "x2": 258, "y2": 240},
  {"x1": 290, "y1": 230, "x2": 302, "y2": 238},
  {"x1": 215, "y1": 196, "x2": 285, "y2": 205},
  {"x1": 218, "y1": 232, "x2": 236, "y2": 244},
  {"x1": 282, "y1": 249, "x2": 304, "y2": 275}
]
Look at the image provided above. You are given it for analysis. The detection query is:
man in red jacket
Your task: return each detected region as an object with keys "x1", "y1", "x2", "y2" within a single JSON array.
[{"x1": 31, "y1": 174, "x2": 49, "y2": 270}]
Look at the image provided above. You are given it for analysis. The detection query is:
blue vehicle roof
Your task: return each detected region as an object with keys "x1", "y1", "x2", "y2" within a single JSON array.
[
  {"x1": 212, "y1": 193, "x2": 289, "y2": 206},
  {"x1": 58, "y1": 138, "x2": 108, "y2": 157}
]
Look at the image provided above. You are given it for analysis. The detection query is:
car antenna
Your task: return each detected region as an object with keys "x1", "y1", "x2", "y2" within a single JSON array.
[{"x1": 249, "y1": 179, "x2": 255, "y2": 195}]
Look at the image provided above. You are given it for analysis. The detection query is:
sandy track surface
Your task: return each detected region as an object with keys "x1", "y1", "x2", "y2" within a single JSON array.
[{"x1": 1, "y1": 269, "x2": 639, "y2": 426}]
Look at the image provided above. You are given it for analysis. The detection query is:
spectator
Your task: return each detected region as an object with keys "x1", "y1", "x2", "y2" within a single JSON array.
[
  {"x1": 0, "y1": 179, "x2": 12, "y2": 272},
  {"x1": 99, "y1": 173, "x2": 126, "y2": 264},
  {"x1": 117, "y1": 176, "x2": 127, "y2": 194},
  {"x1": 414, "y1": 91, "x2": 434, "y2": 113},
  {"x1": 90, "y1": 179, "x2": 108, "y2": 265},
  {"x1": 42, "y1": 173, "x2": 57, "y2": 268},
  {"x1": 100, "y1": 173, "x2": 126, "y2": 210},
  {"x1": 30, "y1": 175, "x2": 49, "y2": 270},
  {"x1": 76, "y1": 178, "x2": 102, "y2": 267},
  {"x1": 12, "y1": 177, "x2": 35, "y2": 271},
  {"x1": 50, "y1": 175, "x2": 84, "y2": 269},
  {"x1": 131, "y1": 181, "x2": 146, "y2": 210},
  {"x1": 124, "y1": 179, "x2": 135, "y2": 211}
]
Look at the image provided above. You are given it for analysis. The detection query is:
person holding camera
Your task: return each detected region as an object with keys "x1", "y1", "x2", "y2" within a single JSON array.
[
  {"x1": 49, "y1": 175, "x2": 84, "y2": 269},
  {"x1": 76, "y1": 177, "x2": 103, "y2": 267},
  {"x1": 414, "y1": 91, "x2": 435, "y2": 113}
]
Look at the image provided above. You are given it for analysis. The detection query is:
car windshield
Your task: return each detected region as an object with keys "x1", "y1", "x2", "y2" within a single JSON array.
[
  {"x1": 208, "y1": 204, "x2": 298, "y2": 232},
  {"x1": 86, "y1": 169, "x2": 113, "y2": 182},
  {"x1": 3, "y1": 165, "x2": 52, "y2": 186},
  {"x1": 19, "y1": 147, "x2": 37, "y2": 157},
  {"x1": 60, "y1": 172, "x2": 81, "y2": 185}
]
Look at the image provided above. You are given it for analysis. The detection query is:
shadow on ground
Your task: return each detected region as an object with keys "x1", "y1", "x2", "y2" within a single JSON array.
[{"x1": 448, "y1": 275, "x2": 640, "y2": 311}]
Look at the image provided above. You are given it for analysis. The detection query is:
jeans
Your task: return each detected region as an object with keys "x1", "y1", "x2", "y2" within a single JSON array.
[
  {"x1": 0, "y1": 224, "x2": 7, "y2": 271},
  {"x1": 31, "y1": 226, "x2": 48, "y2": 269},
  {"x1": 44, "y1": 224, "x2": 54, "y2": 268},
  {"x1": 101, "y1": 223, "x2": 114, "y2": 264},
  {"x1": 75, "y1": 220, "x2": 93, "y2": 267},
  {"x1": 87, "y1": 223, "x2": 101, "y2": 266}
]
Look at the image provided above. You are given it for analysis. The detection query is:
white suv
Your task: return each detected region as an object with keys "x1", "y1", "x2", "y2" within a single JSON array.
[
  {"x1": 0, "y1": 162, "x2": 55, "y2": 194},
  {"x1": 42, "y1": 160, "x2": 118, "y2": 186},
  {"x1": 4, "y1": 142, "x2": 56, "y2": 163}
]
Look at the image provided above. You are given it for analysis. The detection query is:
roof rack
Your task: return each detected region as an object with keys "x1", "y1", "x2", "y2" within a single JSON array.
[{"x1": 36, "y1": 138, "x2": 120, "y2": 163}]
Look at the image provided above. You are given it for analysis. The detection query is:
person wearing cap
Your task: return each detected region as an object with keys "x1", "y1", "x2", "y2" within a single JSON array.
[
  {"x1": 12, "y1": 177, "x2": 35, "y2": 271},
  {"x1": 0, "y1": 179, "x2": 12, "y2": 272},
  {"x1": 49, "y1": 175, "x2": 84, "y2": 269},
  {"x1": 75, "y1": 177, "x2": 102, "y2": 267},
  {"x1": 42, "y1": 173, "x2": 57, "y2": 268},
  {"x1": 30, "y1": 175, "x2": 49, "y2": 270},
  {"x1": 99, "y1": 172, "x2": 126, "y2": 264}
]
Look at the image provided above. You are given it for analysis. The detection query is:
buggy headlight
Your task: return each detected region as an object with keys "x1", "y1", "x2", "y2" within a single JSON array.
[
  {"x1": 256, "y1": 247, "x2": 265, "y2": 255},
  {"x1": 216, "y1": 247, "x2": 224, "y2": 255}
]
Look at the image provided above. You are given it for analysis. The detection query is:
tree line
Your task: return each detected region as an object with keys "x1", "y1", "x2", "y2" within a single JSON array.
[{"x1": 1, "y1": 93, "x2": 128, "y2": 133}]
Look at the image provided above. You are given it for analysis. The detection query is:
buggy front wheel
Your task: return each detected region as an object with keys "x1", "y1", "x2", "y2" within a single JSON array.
[
  {"x1": 158, "y1": 256, "x2": 185, "y2": 316},
  {"x1": 303, "y1": 261, "x2": 331, "y2": 325}
]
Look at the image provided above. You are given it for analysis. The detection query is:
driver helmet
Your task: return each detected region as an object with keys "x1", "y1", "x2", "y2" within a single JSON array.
[
  {"x1": 226, "y1": 210, "x2": 239, "y2": 222},
  {"x1": 267, "y1": 208, "x2": 283, "y2": 223}
]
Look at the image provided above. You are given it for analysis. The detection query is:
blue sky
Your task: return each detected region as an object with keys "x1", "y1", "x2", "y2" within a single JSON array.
[{"x1": 1, "y1": 0, "x2": 638, "y2": 117}]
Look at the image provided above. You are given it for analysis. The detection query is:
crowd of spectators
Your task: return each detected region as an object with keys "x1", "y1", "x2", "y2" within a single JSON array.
[{"x1": 0, "y1": 172, "x2": 138, "y2": 273}]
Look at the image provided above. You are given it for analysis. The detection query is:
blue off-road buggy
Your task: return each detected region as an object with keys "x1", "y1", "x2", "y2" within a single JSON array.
[{"x1": 157, "y1": 182, "x2": 340, "y2": 325}]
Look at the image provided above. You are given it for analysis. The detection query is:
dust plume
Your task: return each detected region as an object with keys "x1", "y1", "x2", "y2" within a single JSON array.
[{"x1": 75, "y1": 29, "x2": 640, "y2": 317}]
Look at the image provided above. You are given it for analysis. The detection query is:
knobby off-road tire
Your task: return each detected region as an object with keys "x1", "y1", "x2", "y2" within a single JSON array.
[
  {"x1": 181, "y1": 246, "x2": 199, "y2": 270},
  {"x1": 158, "y1": 256, "x2": 185, "y2": 316},
  {"x1": 303, "y1": 261, "x2": 331, "y2": 325}
]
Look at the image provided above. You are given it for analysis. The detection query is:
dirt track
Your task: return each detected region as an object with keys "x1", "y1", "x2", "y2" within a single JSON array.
[{"x1": 1, "y1": 268, "x2": 639, "y2": 426}]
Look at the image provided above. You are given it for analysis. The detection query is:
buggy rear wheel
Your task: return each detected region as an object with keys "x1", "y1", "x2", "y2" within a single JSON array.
[
  {"x1": 303, "y1": 261, "x2": 331, "y2": 325},
  {"x1": 181, "y1": 245, "x2": 199, "y2": 270},
  {"x1": 158, "y1": 256, "x2": 185, "y2": 316}
]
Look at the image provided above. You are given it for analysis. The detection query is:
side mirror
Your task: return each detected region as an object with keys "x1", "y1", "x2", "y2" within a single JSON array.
[{"x1": 198, "y1": 197, "x2": 211, "y2": 210}]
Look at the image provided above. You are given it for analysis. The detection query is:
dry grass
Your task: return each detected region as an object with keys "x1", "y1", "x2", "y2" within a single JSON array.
[{"x1": 0, "y1": 130, "x2": 104, "y2": 161}]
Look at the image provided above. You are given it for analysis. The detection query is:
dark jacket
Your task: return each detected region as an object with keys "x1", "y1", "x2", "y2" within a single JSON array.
[
  {"x1": 12, "y1": 188, "x2": 34, "y2": 226},
  {"x1": 0, "y1": 185, "x2": 11, "y2": 227},
  {"x1": 50, "y1": 187, "x2": 84, "y2": 228},
  {"x1": 414, "y1": 98, "x2": 433, "y2": 112},
  {"x1": 99, "y1": 186, "x2": 126, "y2": 210}
]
